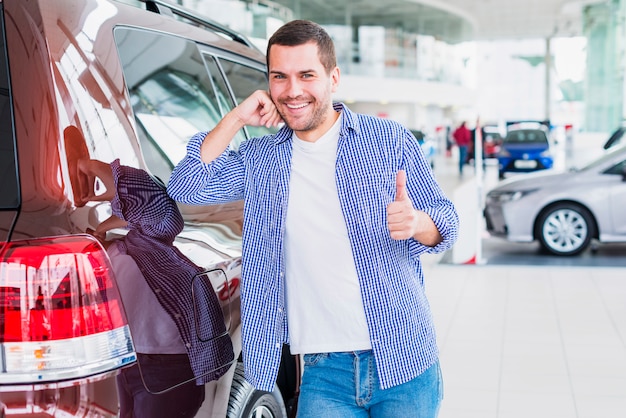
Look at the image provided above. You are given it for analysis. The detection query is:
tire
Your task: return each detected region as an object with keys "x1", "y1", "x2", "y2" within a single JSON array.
[
  {"x1": 227, "y1": 363, "x2": 287, "y2": 418},
  {"x1": 536, "y1": 203, "x2": 595, "y2": 256}
]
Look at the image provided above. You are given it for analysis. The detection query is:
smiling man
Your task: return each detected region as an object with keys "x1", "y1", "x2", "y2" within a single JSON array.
[{"x1": 167, "y1": 19, "x2": 459, "y2": 418}]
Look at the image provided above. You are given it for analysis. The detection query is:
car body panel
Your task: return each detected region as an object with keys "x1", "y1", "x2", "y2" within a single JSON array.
[{"x1": 485, "y1": 145, "x2": 626, "y2": 251}]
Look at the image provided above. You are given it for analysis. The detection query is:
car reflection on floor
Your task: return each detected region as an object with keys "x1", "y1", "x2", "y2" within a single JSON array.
[{"x1": 479, "y1": 239, "x2": 626, "y2": 267}]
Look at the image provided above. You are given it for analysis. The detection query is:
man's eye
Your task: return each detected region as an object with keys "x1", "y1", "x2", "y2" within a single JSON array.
[{"x1": 272, "y1": 74, "x2": 285, "y2": 80}]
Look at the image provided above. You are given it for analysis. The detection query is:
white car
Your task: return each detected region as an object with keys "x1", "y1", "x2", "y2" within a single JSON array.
[{"x1": 484, "y1": 144, "x2": 626, "y2": 256}]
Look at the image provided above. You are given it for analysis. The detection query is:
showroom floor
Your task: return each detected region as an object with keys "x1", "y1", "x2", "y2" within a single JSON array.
[
  {"x1": 423, "y1": 136, "x2": 626, "y2": 418},
  {"x1": 424, "y1": 260, "x2": 626, "y2": 418}
]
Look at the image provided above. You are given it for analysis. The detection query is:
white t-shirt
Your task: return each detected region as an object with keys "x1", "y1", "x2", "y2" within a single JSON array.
[{"x1": 284, "y1": 113, "x2": 371, "y2": 354}]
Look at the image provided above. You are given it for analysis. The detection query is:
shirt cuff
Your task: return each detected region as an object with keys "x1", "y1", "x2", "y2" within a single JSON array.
[{"x1": 186, "y1": 131, "x2": 231, "y2": 177}]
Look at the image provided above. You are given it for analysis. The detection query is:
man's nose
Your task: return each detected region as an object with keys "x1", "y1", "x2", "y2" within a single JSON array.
[{"x1": 285, "y1": 77, "x2": 303, "y2": 97}]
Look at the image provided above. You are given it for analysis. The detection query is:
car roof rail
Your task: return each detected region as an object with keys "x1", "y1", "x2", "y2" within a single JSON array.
[{"x1": 140, "y1": 0, "x2": 257, "y2": 49}]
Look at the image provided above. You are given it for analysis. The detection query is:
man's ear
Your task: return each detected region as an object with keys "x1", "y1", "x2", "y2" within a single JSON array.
[{"x1": 330, "y1": 66, "x2": 340, "y2": 93}]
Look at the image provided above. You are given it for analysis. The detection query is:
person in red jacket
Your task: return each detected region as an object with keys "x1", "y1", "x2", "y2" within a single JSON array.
[{"x1": 453, "y1": 121, "x2": 471, "y2": 176}]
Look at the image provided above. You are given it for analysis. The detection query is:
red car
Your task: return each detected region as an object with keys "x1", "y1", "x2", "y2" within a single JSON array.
[{"x1": 0, "y1": 0, "x2": 296, "y2": 416}]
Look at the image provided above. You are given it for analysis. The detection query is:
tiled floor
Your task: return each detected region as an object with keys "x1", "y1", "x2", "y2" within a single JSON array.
[
  {"x1": 423, "y1": 262, "x2": 626, "y2": 418},
  {"x1": 423, "y1": 137, "x2": 626, "y2": 417}
]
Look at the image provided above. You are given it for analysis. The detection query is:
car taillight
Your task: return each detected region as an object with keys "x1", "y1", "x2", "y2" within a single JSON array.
[{"x1": 0, "y1": 235, "x2": 136, "y2": 386}]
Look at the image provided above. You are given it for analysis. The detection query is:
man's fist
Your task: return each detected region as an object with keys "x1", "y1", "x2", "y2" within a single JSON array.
[
  {"x1": 386, "y1": 170, "x2": 418, "y2": 240},
  {"x1": 234, "y1": 90, "x2": 283, "y2": 128}
]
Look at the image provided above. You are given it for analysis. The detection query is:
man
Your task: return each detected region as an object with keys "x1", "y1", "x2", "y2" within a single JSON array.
[
  {"x1": 168, "y1": 19, "x2": 458, "y2": 417},
  {"x1": 452, "y1": 121, "x2": 471, "y2": 176}
]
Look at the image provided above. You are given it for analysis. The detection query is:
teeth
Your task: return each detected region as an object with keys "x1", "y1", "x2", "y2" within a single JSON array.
[{"x1": 287, "y1": 103, "x2": 308, "y2": 109}]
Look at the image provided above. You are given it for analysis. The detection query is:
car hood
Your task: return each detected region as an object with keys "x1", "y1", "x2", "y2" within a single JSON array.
[{"x1": 491, "y1": 170, "x2": 573, "y2": 192}]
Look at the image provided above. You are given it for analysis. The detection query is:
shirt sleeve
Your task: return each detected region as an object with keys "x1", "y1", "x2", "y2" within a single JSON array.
[
  {"x1": 167, "y1": 131, "x2": 246, "y2": 205},
  {"x1": 400, "y1": 129, "x2": 459, "y2": 257}
]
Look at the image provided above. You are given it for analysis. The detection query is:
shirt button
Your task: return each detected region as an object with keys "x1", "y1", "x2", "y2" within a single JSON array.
[
  {"x1": 275, "y1": 343, "x2": 281, "y2": 348},
  {"x1": 278, "y1": 307, "x2": 283, "y2": 313},
  {"x1": 186, "y1": 343, "x2": 191, "y2": 348},
  {"x1": 279, "y1": 272, "x2": 284, "y2": 278}
]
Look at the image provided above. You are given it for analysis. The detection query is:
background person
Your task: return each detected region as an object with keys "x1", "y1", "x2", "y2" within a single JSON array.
[
  {"x1": 452, "y1": 121, "x2": 471, "y2": 176},
  {"x1": 167, "y1": 19, "x2": 458, "y2": 417}
]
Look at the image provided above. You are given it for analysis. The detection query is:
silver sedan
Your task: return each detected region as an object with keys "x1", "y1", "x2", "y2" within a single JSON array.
[{"x1": 484, "y1": 144, "x2": 626, "y2": 256}]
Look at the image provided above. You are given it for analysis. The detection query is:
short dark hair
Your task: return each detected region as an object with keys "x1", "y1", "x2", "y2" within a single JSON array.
[{"x1": 266, "y1": 19, "x2": 337, "y2": 74}]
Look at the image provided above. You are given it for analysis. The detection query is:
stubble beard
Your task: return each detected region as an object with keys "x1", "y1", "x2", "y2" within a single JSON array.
[{"x1": 276, "y1": 97, "x2": 330, "y2": 134}]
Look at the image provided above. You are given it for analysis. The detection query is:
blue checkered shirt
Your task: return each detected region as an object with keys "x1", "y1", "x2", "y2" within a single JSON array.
[{"x1": 167, "y1": 103, "x2": 459, "y2": 391}]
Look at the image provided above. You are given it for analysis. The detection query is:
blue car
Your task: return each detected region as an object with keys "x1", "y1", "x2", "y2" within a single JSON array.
[{"x1": 498, "y1": 127, "x2": 553, "y2": 179}]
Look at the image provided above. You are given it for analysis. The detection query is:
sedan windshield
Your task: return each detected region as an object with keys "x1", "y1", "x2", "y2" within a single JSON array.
[{"x1": 504, "y1": 129, "x2": 548, "y2": 144}]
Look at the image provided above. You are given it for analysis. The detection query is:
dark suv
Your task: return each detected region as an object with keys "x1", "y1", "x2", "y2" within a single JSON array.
[{"x1": 0, "y1": 0, "x2": 295, "y2": 416}]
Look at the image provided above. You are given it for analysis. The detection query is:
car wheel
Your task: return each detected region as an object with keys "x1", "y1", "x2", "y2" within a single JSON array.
[
  {"x1": 227, "y1": 363, "x2": 287, "y2": 418},
  {"x1": 537, "y1": 203, "x2": 594, "y2": 256}
]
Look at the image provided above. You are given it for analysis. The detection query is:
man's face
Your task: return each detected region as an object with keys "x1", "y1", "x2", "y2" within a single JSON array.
[{"x1": 268, "y1": 42, "x2": 339, "y2": 142}]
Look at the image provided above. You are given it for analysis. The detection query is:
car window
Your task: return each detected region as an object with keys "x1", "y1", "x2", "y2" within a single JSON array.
[
  {"x1": 504, "y1": 129, "x2": 548, "y2": 144},
  {"x1": 603, "y1": 159, "x2": 626, "y2": 175},
  {"x1": 114, "y1": 27, "x2": 248, "y2": 184},
  {"x1": 201, "y1": 55, "x2": 247, "y2": 149},
  {"x1": 217, "y1": 57, "x2": 279, "y2": 138},
  {"x1": 0, "y1": 7, "x2": 18, "y2": 210}
]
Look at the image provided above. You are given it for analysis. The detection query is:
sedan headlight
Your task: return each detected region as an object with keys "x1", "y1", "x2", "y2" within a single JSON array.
[
  {"x1": 540, "y1": 150, "x2": 551, "y2": 157},
  {"x1": 487, "y1": 189, "x2": 538, "y2": 203}
]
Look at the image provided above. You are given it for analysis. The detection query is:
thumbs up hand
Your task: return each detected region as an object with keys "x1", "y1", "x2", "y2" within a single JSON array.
[{"x1": 386, "y1": 170, "x2": 418, "y2": 240}]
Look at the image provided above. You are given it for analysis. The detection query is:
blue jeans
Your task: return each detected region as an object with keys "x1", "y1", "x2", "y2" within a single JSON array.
[
  {"x1": 297, "y1": 351, "x2": 443, "y2": 418},
  {"x1": 458, "y1": 145, "x2": 468, "y2": 174}
]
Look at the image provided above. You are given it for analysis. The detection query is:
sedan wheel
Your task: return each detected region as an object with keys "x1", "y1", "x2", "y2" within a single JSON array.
[{"x1": 537, "y1": 203, "x2": 594, "y2": 256}]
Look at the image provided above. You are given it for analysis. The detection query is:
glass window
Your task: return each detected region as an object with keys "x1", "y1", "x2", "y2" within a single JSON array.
[
  {"x1": 504, "y1": 129, "x2": 548, "y2": 144},
  {"x1": 218, "y1": 58, "x2": 280, "y2": 138},
  {"x1": 202, "y1": 56, "x2": 247, "y2": 149},
  {"x1": 114, "y1": 28, "x2": 239, "y2": 184},
  {"x1": 603, "y1": 159, "x2": 626, "y2": 176}
]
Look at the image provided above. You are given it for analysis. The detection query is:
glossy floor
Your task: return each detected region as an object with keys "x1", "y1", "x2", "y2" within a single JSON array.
[{"x1": 424, "y1": 260, "x2": 626, "y2": 418}]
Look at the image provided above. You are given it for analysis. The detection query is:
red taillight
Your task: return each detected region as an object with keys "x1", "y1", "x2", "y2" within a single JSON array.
[{"x1": 0, "y1": 235, "x2": 136, "y2": 385}]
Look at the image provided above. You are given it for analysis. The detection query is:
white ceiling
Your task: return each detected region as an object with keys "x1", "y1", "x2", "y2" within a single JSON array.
[
  {"x1": 268, "y1": 0, "x2": 599, "y2": 42},
  {"x1": 439, "y1": 0, "x2": 594, "y2": 39}
]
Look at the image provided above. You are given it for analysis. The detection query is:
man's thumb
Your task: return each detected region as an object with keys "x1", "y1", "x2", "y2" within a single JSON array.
[{"x1": 395, "y1": 170, "x2": 408, "y2": 201}]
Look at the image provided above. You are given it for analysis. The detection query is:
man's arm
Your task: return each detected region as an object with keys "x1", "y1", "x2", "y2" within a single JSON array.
[
  {"x1": 200, "y1": 90, "x2": 283, "y2": 163},
  {"x1": 167, "y1": 90, "x2": 283, "y2": 205}
]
